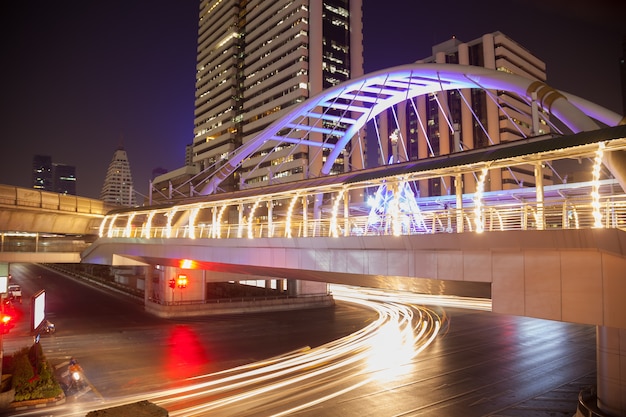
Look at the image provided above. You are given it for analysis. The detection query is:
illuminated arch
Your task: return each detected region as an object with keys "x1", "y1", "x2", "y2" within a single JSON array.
[{"x1": 199, "y1": 63, "x2": 623, "y2": 195}]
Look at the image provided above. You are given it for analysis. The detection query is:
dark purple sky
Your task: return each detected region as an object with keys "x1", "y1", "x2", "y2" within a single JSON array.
[{"x1": 1, "y1": 1, "x2": 624, "y2": 200}]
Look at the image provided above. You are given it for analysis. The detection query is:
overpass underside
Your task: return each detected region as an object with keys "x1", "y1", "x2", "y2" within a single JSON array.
[{"x1": 84, "y1": 228, "x2": 626, "y2": 329}]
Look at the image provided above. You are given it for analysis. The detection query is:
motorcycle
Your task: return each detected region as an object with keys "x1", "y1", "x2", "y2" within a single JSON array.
[
  {"x1": 42, "y1": 319, "x2": 55, "y2": 334},
  {"x1": 68, "y1": 358, "x2": 84, "y2": 390}
]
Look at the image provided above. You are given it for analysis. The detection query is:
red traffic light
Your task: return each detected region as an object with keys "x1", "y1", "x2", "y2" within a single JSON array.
[
  {"x1": 1, "y1": 314, "x2": 13, "y2": 334},
  {"x1": 169, "y1": 278, "x2": 176, "y2": 289},
  {"x1": 176, "y1": 274, "x2": 188, "y2": 289}
]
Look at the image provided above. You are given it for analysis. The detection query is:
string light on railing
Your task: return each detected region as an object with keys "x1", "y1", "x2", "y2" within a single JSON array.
[
  {"x1": 124, "y1": 213, "x2": 136, "y2": 238},
  {"x1": 215, "y1": 205, "x2": 227, "y2": 239},
  {"x1": 188, "y1": 208, "x2": 200, "y2": 239},
  {"x1": 247, "y1": 200, "x2": 261, "y2": 239},
  {"x1": 165, "y1": 209, "x2": 177, "y2": 239},
  {"x1": 107, "y1": 214, "x2": 118, "y2": 238},
  {"x1": 285, "y1": 193, "x2": 300, "y2": 238},
  {"x1": 572, "y1": 207, "x2": 580, "y2": 229},
  {"x1": 143, "y1": 211, "x2": 156, "y2": 239},
  {"x1": 390, "y1": 182, "x2": 402, "y2": 236},
  {"x1": 591, "y1": 142, "x2": 605, "y2": 228},
  {"x1": 99, "y1": 216, "x2": 108, "y2": 238},
  {"x1": 330, "y1": 189, "x2": 346, "y2": 238},
  {"x1": 473, "y1": 168, "x2": 488, "y2": 234}
]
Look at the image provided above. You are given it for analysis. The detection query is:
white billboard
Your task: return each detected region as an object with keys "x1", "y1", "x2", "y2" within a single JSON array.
[{"x1": 32, "y1": 290, "x2": 46, "y2": 331}]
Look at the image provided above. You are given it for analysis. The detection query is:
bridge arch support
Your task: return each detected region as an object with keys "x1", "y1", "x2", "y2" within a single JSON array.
[{"x1": 198, "y1": 63, "x2": 624, "y2": 196}]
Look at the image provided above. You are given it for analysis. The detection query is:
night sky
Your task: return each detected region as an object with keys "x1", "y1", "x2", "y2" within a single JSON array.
[{"x1": 1, "y1": 1, "x2": 624, "y2": 200}]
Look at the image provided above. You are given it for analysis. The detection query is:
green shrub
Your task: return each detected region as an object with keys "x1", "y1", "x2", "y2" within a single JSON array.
[{"x1": 8, "y1": 344, "x2": 63, "y2": 401}]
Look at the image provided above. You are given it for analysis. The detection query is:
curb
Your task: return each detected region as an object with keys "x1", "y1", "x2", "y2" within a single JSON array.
[{"x1": 6, "y1": 393, "x2": 65, "y2": 413}]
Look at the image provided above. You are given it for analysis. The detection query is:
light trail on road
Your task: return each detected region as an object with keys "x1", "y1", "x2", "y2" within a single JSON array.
[
  {"x1": 13, "y1": 285, "x2": 490, "y2": 416},
  {"x1": 142, "y1": 286, "x2": 488, "y2": 416}
]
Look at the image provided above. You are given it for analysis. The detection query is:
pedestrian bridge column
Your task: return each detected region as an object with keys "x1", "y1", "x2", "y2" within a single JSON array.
[
  {"x1": 596, "y1": 326, "x2": 626, "y2": 416},
  {"x1": 302, "y1": 196, "x2": 308, "y2": 237},
  {"x1": 455, "y1": 174, "x2": 463, "y2": 233},
  {"x1": 535, "y1": 162, "x2": 545, "y2": 230}
]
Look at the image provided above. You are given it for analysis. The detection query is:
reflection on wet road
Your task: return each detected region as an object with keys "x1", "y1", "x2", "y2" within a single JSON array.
[{"x1": 96, "y1": 285, "x2": 489, "y2": 416}]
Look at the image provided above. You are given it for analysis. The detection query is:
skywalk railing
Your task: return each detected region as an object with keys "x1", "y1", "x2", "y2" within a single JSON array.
[{"x1": 102, "y1": 193, "x2": 626, "y2": 240}]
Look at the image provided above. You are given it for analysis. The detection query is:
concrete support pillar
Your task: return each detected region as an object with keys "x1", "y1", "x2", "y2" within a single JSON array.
[
  {"x1": 237, "y1": 203, "x2": 244, "y2": 238},
  {"x1": 287, "y1": 279, "x2": 300, "y2": 297},
  {"x1": 596, "y1": 326, "x2": 626, "y2": 416},
  {"x1": 211, "y1": 207, "x2": 217, "y2": 238},
  {"x1": 302, "y1": 196, "x2": 308, "y2": 238},
  {"x1": 268, "y1": 200, "x2": 273, "y2": 238},
  {"x1": 313, "y1": 193, "x2": 323, "y2": 237},
  {"x1": 535, "y1": 163, "x2": 545, "y2": 230},
  {"x1": 343, "y1": 193, "x2": 349, "y2": 237},
  {"x1": 455, "y1": 174, "x2": 464, "y2": 233},
  {"x1": 145, "y1": 265, "x2": 153, "y2": 304}
]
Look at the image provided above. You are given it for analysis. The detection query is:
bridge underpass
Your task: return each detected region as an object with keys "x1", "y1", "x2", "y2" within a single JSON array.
[{"x1": 83, "y1": 227, "x2": 626, "y2": 328}]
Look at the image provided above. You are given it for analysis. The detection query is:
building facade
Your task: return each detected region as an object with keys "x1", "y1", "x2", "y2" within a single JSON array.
[
  {"x1": 32, "y1": 155, "x2": 53, "y2": 192},
  {"x1": 155, "y1": 0, "x2": 363, "y2": 197},
  {"x1": 100, "y1": 146, "x2": 137, "y2": 207},
  {"x1": 375, "y1": 32, "x2": 550, "y2": 196},
  {"x1": 32, "y1": 155, "x2": 77, "y2": 195},
  {"x1": 52, "y1": 163, "x2": 76, "y2": 195}
]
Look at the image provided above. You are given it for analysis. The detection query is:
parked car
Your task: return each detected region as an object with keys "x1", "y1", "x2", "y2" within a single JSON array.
[{"x1": 7, "y1": 284, "x2": 21, "y2": 303}]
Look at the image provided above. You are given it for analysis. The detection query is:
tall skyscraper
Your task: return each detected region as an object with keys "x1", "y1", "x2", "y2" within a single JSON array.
[
  {"x1": 154, "y1": 0, "x2": 363, "y2": 197},
  {"x1": 32, "y1": 155, "x2": 77, "y2": 195},
  {"x1": 100, "y1": 146, "x2": 137, "y2": 207},
  {"x1": 375, "y1": 32, "x2": 549, "y2": 196},
  {"x1": 32, "y1": 155, "x2": 53, "y2": 191},
  {"x1": 52, "y1": 163, "x2": 76, "y2": 195},
  {"x1": 619, "y1": 35, "x2": 626, "y2": 114}
]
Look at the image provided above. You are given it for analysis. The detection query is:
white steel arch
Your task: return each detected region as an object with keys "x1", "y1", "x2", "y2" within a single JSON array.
[{"x1": 200, "y1": 63, "x2": 623, "y2": 196}]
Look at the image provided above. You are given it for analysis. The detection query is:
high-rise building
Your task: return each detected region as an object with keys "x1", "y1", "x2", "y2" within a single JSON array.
[
  {"x1": 155, "y1": 0, "x2": 363, "y2": 197},
  {"x1": 52, "y1": 163, "x2": 76, "y2": 195},
  {"x1": 375, "y1": 32, "x2": 550, "y2": 196},
  {"x1": 100, "y1": 146, "x2": 137, "y2": 207},
  {"x1": 32, "y1": 155, "x2": 77, "y2": 195},
  {"x1": 32, "y1": 155, "x2": 53, "y2": 191},
  {"x1": 619, "y1": 35, "x2": 626, "y2": 114}
]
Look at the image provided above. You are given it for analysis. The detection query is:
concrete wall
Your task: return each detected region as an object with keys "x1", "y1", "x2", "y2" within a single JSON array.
[{"x1": 145, "y1": 295, "x2": 334, "y2": 318}]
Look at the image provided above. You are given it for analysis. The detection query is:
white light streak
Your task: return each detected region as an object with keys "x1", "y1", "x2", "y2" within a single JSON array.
[
  {"x1": 591, "y1": 142, "x2": 605, "y2": 228},
  {"x1": 474, "y1": 168, "x2": 488, "y2": 233}
]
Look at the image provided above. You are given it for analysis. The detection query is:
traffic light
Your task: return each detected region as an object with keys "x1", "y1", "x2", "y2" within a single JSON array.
[
  {"x1": 1, "y1": 313, "x2": 13, "y2": 334},
  {"x1": 169, "y1": 278, "x2": 176, "y2": 289},
  {"x1": 176, "y1": 274, "x2": 188, "y2": 289}
]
